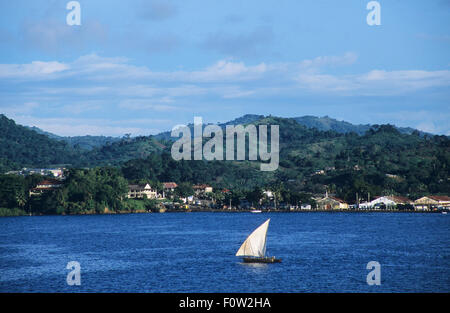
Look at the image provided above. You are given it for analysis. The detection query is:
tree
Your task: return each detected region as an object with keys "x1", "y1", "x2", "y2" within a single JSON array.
[
  {"x1": 246, "y1": 187, "x2": 263, "y2": 207},
  {"x1": 176, "y1": 182, "x2": 194, "y2": 198}
]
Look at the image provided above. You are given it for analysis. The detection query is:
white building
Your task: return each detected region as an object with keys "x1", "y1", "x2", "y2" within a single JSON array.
[
  {"x1": 361, "y1": 195, "x2": 412, "y2": 209},
  {"x1": 128, "y1": 184, "x2": 158, "y2": 199},
  {"x1": 300, "y1": 204, "x2": 312, "y2": 210},
  {"x1": 414, "y1": 196, "x2": 450, "y2": 211}
]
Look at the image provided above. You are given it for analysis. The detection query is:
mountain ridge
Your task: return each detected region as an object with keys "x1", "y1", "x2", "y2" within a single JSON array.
[
  {"x1": 22, "y1": 114, "x2": 433, "y2": 140},
  {"x1": 25, "y1": 126, "x2": 122, "y2": 150}
]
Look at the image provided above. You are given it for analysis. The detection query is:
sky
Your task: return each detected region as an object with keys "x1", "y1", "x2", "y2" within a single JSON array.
[{"x1": 0, "y1": 0, "x2": 449, "y2": 136}]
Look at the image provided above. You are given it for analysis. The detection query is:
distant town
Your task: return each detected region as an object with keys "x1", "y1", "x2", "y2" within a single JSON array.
[{"x1": 12, "y1": 167, "x2": 450, "y2": 214}]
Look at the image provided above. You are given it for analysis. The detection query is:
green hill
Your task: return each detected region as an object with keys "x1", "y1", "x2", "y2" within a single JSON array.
[
  {"x1": 0, "y1": 114, "x2": 85, "y2": 171},
  {"x1": 26, "y1": 126, "x2": 121, "y2": 150},
  {"x1": 154, "y1": 114, "x2": 430, "y2": 142},
  {"x1": 293, "y1": 115, "x2": 429, "y2": 136},
  {"x1": 0, "y1": 114, "x2": 169, "y2": 170},
  {"x1": 84, "y1": 135, "x2": 168, "y2": 166},
  {"x1": 293, "y1": 115, "x2": 371, "y2": 135}
]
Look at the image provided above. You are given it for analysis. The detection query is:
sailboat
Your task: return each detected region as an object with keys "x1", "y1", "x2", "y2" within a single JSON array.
[{"x1": 236, "y1": 218, "x2": 281, "y2": 263}]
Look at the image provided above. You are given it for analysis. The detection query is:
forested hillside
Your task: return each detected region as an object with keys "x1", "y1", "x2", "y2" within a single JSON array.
[
  {"x1": 0, "y1": 114, "x2": 168, "y2": 170},
  {"x1": 0, "y1": 115, "x2": 85, "y2": 171},
  {"x1": 292, "y1": 115, "x2": 426, "y2": 135},
  {"x1": 26, "y1": 126, "x2": 121, "y2": 150}
]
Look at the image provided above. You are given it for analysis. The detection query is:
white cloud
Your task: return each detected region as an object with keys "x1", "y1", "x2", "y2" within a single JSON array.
[
  {"x1": 221, "y1": 89, "x2": 256, "y2": 99},
  {"x1": 296, "y1": 73, "x2": 358, "y2": 92},
  {"x1": 2, "y1": 53, "x2": 448, "y2": 101},
  {"x1": 10, "y1": 116, "x2": 162, "y2": 137},
  {"x1": 0, "y1": 102, "x2": 39, "y2": 115},
  {"x1": 189, "y1": 60, "x2": 268, "y2": 82},
  {"x1": 4, "y1": 53, "x2": 448, "y2": 96},
  {"x1": 299, "y1": 52, "x2": 358, "y2": 70},
  {"x1": 1, "y1": 52, "x2": 449, "y2": 135},
  {"x1": 295, "y1": 69, "x2": 450, "y2": 95},
  {"x1": 0, "y1": 61, "x2": 69, "y2": 78}
]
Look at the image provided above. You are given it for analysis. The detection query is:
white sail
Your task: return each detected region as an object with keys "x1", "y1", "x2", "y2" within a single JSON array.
[{"x1": 236, "y1": 219, "x2": 270, "y2": 257}]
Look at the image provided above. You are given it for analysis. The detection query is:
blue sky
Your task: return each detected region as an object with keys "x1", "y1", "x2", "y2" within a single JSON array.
[{"x1": 0, "y1": 0, "x2": 449, "y2": 136}]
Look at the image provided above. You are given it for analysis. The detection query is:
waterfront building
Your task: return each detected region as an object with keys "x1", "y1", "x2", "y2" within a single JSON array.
[
  {"x1": 317, "y1": 193, "x2": 349, "y2": 210},
  {"x1": 414, "y1": 196, "x2": 450, "y2": 211},
  {"x1": 127, "y1": 183, "x2": 158, "y2": 199},
  {"x1": 363, "y1": 195, "x2": 412, "y2": 210}
]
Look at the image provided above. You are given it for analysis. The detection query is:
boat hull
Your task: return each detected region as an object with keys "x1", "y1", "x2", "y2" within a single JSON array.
[{"x1": 242, "y1": 257, "x2": 281, "y2": 263}]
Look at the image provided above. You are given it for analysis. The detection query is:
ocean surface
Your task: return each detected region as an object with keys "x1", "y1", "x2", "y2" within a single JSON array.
[{"x1": 0, "y1": 212, "x2": 449, "y2": 292}]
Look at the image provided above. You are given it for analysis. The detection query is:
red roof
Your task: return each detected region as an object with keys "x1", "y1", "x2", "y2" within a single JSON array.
[
  {"x1": 387, "y1": 195, "x2": 412, "y2": 204},
  {"x1": 32, "y1": 179, "x2": 63, "y2": 191},
  {"x1": 163, "y1": 182, "x2": 178, "y2": 189},
  {"x1": 372, "y1": 195, "x2": 411, "y2": 204},
  {"x1": 428, "y1": 195, "x2": 450, "y2": 202},
  {"x1": 329, "y1": 196, "x2": 346, "y2": 203},
  {"x1": 319, "y1": 196, "x2": 347, "y2": 204}
]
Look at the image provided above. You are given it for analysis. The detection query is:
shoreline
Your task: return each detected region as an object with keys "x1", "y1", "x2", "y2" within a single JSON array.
[{"x1": 1, "y1": 208, "x2": 447, "y2": 217}]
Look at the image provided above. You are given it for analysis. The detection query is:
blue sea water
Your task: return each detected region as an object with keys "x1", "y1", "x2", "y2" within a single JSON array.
[{"x1": 0, "y1": 212, "x2": 449, "y2": 292}]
